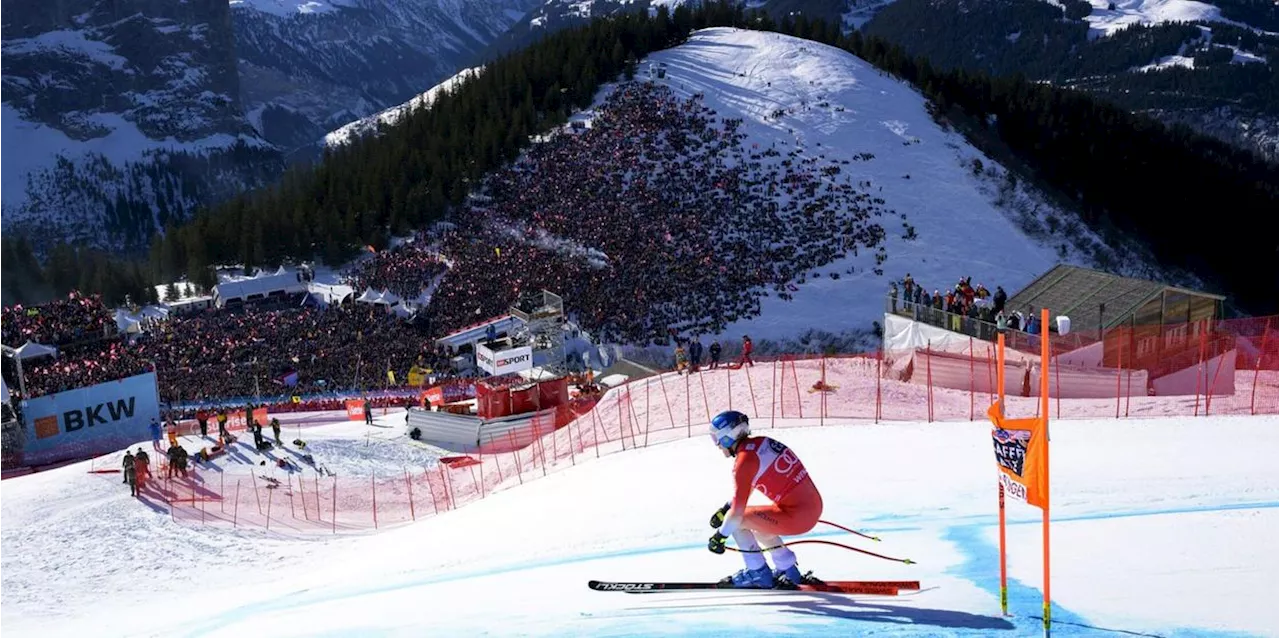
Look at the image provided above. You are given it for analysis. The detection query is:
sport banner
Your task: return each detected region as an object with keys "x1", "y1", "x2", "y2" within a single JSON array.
[
  {"x1": 986, "y1": 403, "x2": 1048, "y2": 510},
  {"x1": 20, "y1": 372, "x2": 161, "y2": 465},
  {"x1": 475, "y1": 343, "x2": 533, "y2": 376},
  {"x1": 345, "y1": 399, "x2": 367, "y2": 421}
]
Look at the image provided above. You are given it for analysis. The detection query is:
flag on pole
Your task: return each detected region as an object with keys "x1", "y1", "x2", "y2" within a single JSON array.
[{"x1": 987, "y1": 403, "x2": 1048, "y2": 510}]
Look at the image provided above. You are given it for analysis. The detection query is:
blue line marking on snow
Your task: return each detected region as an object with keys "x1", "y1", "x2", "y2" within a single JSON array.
[{"x1": 180, "y1": 501, "x2": 1277, "y2": 638}]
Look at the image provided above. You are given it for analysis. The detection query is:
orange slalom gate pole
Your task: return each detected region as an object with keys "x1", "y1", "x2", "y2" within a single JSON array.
[
  {"x1": 998, "y1": 481, "x2": 1008, "y2": 615},
  {"x1": 1041, "y1": 309, "x2": 1053, "y2": 636},
  {"x1": 996, "y1": 332, "x2": 1008, "y2": 614}
]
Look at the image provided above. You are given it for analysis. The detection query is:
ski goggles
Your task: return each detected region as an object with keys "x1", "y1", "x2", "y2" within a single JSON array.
[{"x1": 711, "y1": 431, "x2": 737, "y2": 449}]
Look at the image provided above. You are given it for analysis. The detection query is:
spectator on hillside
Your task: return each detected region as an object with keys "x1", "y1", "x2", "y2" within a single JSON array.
[{"x1": 738, "y1": 335, "x2": 755, "y2": 368}]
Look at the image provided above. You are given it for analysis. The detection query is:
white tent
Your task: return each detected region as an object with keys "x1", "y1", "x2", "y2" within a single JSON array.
[
  {"x1": 2, "y1": 374, "x2": 10, "y2": 405},
  {"x1": 390, "y1": 303, "x2": 414, "y2": 319},
  {"x1": 306, "y1": 282, "x2": 355, "y2": 305},
  {"x1": 213, "y1": 266, "x2": 306, "y2": 307},
  {"x1": 13, "y1": 342, "x2": 58, "y2": 360},
  {"x1": 356, "y1": 288, "x2": 384, "y2": 304},
  {"x1": 378, "y1": 289, "x2": 401, "y2": 305}
]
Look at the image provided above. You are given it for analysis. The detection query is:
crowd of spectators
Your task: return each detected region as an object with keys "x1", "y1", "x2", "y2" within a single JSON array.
[
  {"x1": 6, "y1": 81, "x2": 907, "y2": 405},
  {"x1": 343, "y1": 241, "x2": 449, "y2": 300},
  {"x1": 888, "y1": 272, "x2": 1043, "y2": 341},
  {"x1": 16, "y1": 304, "x2": 450, "y2": 403},
  {"x1": 425, "y1": 81, "x2": 893, "y2": 345},
  {"x1": 1, "y1": 291, "x2": 112, "y2": 347}
]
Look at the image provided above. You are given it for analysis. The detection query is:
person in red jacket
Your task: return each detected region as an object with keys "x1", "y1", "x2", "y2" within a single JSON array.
[
  {"x1": 707, "y1": 410, "x2": 823, "y2": 589},
  {"x1": 737, "y1": 335, "x2": 754, "y2": 368}
]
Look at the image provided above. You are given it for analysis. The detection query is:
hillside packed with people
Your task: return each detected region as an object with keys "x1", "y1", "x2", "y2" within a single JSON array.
[
  {"x1": 15, "y1": 304, "x2": 443, "y2": 403},
  {"x1": 428, "y1": 81, "x2": 893, "y2": 344},
  {"x1": 343, "y1": 241, "x2": 449, "y2": 300},
  {"x1": 1, "y1": 291, "x2": 112, "y2": 347},
  {"x1": 5, "y1": 81, "x2": 900, "y2": 405}
]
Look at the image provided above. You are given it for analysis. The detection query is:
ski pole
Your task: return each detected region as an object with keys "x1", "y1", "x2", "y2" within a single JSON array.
[
  {"x1": 818, "y1": 519, "x2": 880, "y2": 542},
  {"x1": 728, "y1": 539, "x2": 915, "y2": 565}
]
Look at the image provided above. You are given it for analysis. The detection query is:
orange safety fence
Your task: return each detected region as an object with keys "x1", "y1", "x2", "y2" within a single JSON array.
[{"x1": 101, "y1": 316, "x2": 1276, "y2": 535}]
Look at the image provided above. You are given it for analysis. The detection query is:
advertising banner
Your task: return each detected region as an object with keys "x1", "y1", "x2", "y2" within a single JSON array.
[
  {"x1": 987, "y1": 403, "x2": 1048, "y2": 510},
  {"x1": 20, "y1": 372, "x2": 161, "y2": 465},
  {"x1": 475, "y1": 343, "x2": 534, "y2": 376},
  {"x1": 345, "y1": 399, "x2": 368, "y2": 421}
]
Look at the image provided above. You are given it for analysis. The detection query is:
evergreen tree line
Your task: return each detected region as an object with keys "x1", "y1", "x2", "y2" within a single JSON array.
[{"x1": 5, "y1": 1, "x2": 1275, "y2": 315}]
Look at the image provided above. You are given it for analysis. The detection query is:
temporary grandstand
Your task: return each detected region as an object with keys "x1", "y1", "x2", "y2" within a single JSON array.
[{"x1": 1006, "y1": 264, "x2": 1225, "y2": 340}]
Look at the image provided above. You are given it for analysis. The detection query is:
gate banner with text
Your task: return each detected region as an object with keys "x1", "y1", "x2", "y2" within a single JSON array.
[
  {"x1": 20, "y1": 372, "x2": 161, "y2": 465},
  {"x1": 987, "y1": 403, "x2": 1048, "y2": 510}
]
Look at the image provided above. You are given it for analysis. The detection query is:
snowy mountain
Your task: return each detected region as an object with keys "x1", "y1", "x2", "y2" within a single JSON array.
[
  {"x1": 232, "y1": 0, "x2": 540, "y2": 155},
  {"x1": 462, "y1": 28, "x2": 1150, "y2": 344},
  {"x1": 864, "y1": 0, "x2": 1279, "y2": 159},
  {"x1": 323, "y1": 66, "x2": 485, "y2": 148},
  {"x1": 0, "y1": 0, "x2": 282, "y2": 252}
]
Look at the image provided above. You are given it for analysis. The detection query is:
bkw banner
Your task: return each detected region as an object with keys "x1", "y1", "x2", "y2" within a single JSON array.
[{"x1": 20, "y1": 372, "x2": 161, "y2": 465}]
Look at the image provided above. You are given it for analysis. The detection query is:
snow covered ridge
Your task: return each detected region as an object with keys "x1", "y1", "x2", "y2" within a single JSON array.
[
  {"x1": 324, "y1": 67, "x2": 486, "y2": 148},
  {"x1": 585, "y1": 28, "x2": 1133, "y2": 341},
  {"x1": 234, "y1": 0, "x2": 538, "y2": 154},
  {"x1": 0, "y1": 0, "x2": 280, "y2": 251}
]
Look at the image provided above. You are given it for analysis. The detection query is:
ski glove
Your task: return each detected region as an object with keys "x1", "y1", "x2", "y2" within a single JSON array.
[
  {"x1": 710, "y1": 502, "x2": 731, "y2": 529},
  {"x1": 708, "y1": 531, "x2": 727, "y2": 555}
]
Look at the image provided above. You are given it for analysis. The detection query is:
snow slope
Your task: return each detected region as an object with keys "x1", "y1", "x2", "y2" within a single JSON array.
[
  {"x1": 324, "y1": 66, "x2": 485, "y2": 148},
  {"x1": 2, "y1": 412, "x2": 1276, "y2": 637},
  {"x1": 1081, "y1": 0, "x2": 1274, "y2": 37},
  {"x1": 626, "y1": 29, "x2": 1116, "y2": 341}
]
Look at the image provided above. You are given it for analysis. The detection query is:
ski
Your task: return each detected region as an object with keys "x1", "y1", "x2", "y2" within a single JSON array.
[{"x1": 588, "y1": 580, "x2": 918, "y2": 596}]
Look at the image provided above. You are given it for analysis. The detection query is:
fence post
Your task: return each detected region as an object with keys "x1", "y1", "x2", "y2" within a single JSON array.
[
  {"x1": 509, "y1": 431, "x2": 524, "y2": 483},
  {"x1": 1251, "y1": 318, "x2": 1271, "y2": 415},
  {"x1": 1193, "y1": 332, "x2": 1205, "y2": 416},
  {"x1": 617, "y1": 389, "x2": 627, "y2": 450},
  {"x1": 926, "y1": 341, "x2": 934, "y2": 423},
  {"x1": 265, "y1": 479, "x2": 274, "y2": 532},
  {"x1": 699, "y1": 371, "x2": 711, "y2": 423},
  {"x1": 590, "y1": 406, "x2": 603, "y2": 458},
  {"x1": 645, "y1": 379, "x2": 651, "y2": 438},
  {"x1": 332, "y1": 476, "x2": 337, "y2": 534},
  {"x1": 657, "y1": 373, "x2": 675, "y2": 432},
  {"x1": 1055, "y1": 350, "x2": 1062, "y2": 419},
  {"x1": 1116, "y1": 341, "x2": 1124, "y2": 419},
  {"x1": 771, "y1": 358, "x2": 778, "y2": 427},
  {"x1": 300, "y1": 471, "x2": 309, "y2": 521},
  {"x1": 289, "y1": 474, "x2": 298, "y2": 519},
  {"x1": 875, "y1": 353, "x2": 882, "y2": 423},
  {"x1": 406, "y1": 469, "x2": 416, "y2": 521},
  {"x1": 820, "y1": 355, "x2": 827, "y2": 426},
  {"x1": 251, "y1": 472, "x2": 263, "y2": 514},
  {"x1": 371, "y1": 473, "x2": 378, "y2": 530},
  {"x1": 220, "y1": 471, "x2": 226, "y2": 514},
  {"x1": 969, "y1": 336, "x2": 975, "y2": 421},
  {"x1": 727, "y1": 365, "x2": 732, "y2": 411},
  {"x1": 685, "y1": 372, "x2": 691, "y2": 434},
  {"x1": 233, "y1": 480, "x2": 241, "y2": 529}
]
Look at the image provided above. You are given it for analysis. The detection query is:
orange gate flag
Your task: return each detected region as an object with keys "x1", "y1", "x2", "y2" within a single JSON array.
[{"x1": 987, "y1": 403, "x2": 1048, "y2": 510}]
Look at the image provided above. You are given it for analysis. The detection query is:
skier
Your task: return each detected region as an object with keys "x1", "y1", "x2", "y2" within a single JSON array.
[{"x1": 707, "y1": 410, "x2": 823, "y2": 589}]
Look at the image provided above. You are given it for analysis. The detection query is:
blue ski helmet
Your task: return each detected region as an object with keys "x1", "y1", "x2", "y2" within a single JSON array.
[{"x1": 710, "y1": 410, "x2": 750, "y2": 451}]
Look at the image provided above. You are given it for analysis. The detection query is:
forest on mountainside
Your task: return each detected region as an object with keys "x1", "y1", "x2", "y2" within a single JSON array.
[
  {"x1": 3, "y1": 1, "x2": 1275, "y2": 315},
  {"x1": 863, "y1": 0, "x2": 1279, "y2": 158}
]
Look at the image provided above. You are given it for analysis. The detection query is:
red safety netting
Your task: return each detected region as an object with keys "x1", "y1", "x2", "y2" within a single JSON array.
[{"x1": 117, "y1": 316, "x2": 1275, "y2": 535}]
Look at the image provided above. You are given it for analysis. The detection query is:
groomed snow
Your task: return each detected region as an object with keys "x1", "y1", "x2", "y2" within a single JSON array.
[
  {"x1": 588, "y1": 28, "x2": 1106, "y2": 342},
  {"x1": 2, "y1": 412, "x2": 1275, "y2": 637}
]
